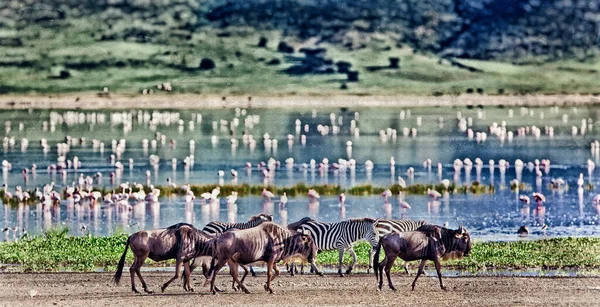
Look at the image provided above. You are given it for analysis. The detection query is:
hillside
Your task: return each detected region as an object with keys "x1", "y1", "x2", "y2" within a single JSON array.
[{"x1": 0, "y1": 0, "x2": 599, "y2": 96}]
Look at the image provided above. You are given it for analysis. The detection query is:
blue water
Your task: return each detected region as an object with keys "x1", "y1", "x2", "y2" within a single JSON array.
[{"x1": 2, "y1": 105, "x2": 600, "y2": 241}]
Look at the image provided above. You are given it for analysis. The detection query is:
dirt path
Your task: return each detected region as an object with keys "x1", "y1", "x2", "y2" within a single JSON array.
[
  {"x1": 0, "y1": 93, "x2": 599, "y2": 110},
  {"x1": 1, "y1": 272, "x2": 599, "y2": 306}
]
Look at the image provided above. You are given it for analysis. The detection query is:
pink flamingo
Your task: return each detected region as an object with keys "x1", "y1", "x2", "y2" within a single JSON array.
[
  {"x1": 339, "y1": 193, "x2": 346, "y2": 205},
  {"x1": 427, "y1": 188, "x2": 441, "y2": 200},
  {"x1": 381, "y1": 189, "x2": 392, "y2": 201},
  {"x1": 262, "y1": 188, "x2": 275, "y2": 200}
]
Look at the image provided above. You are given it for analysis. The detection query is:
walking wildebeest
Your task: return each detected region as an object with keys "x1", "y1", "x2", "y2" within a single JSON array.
[
  {"x1": 200, "y1": 213, "x2": 273, "y2": 277},
  {"x1": 204, "y1": 222, "x2": 319, "y2": 294},
  {"x1": 373, "y1": 224, "x2": 472, "y2": 291},
  {"x1": 113, "y1": 223, "x2": 226, "y2": 293}
]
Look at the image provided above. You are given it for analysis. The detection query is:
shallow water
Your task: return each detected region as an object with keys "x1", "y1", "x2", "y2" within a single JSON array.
[{"x1": 1, "y1": 105, "x2": 600, "y2": 240}]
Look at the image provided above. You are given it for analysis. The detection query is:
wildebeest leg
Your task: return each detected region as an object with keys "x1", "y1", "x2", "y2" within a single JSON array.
[
  {"x1": 263, "y1": 260, "x2": 275, "y2": 294},
  {"x1": 377, "y1": 256, "x2": 388, "y2": 290},
  {"x1": 228, "y1": 261, "x2": 250, "y2": 293},
  {"x1": 183, "y1": 261, "x2": 193, "y2": 292},
  {"x1": 337, "y1": 246, "x2": 346, "y2": 277},
  {"x1": 433, "y1": 257, "x2": 447, "y2": 290},
  {"x1": 161, "y1": 259, "x2": 183, "y2": 292},
  {"x1": 309, "y1": 260, "x2": 323, "y2": 276},
  {"x1": 239, "y1": 264, "x2": 250, "y2": 287},
  {"x1": 345, "y1": 247, "x2": 357, "y2": 275},
  {"x1": 129, "y1": 256, "x2": 140, "y2": 294},
  {"x1": 131, "y1": 252, "x2": 152, "y2": 294},
  {"x1": 249, "y1": 264, "x2": 256, "y2": 277},
  {"x1": 270, "y1": 263, "x2": 280, "y2": 282},
  {"x1": 384, "y1": 255, "x2": 398, "y2": 291},
  {"x1": 209, "y1": 259, "x2": 228, "y2": 295},
  {"x1": 411, "y1": 259, "x2": 428, "y2": 291}
]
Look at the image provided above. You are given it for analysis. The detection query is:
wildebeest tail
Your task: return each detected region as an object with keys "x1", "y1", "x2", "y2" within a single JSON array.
[
  {"x1": 373, "y1": 236, "x2": 383, "y2": 281},
  {"x1": 113, "y1": 236, "x2": 130, "y2": 285},
  {"x1": 203, "y1": 239, "x2": 218, "y2": 287}
]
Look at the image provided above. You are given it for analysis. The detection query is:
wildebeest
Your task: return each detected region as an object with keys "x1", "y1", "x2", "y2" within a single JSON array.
[
  {"x1": 373, "y1": 224, "x2": 472, "y2": 291},
  {"x1": 113, "y1": 223, "x2": 218, "y2": 293},
  {"x1": 205, "y1": 222, "x2": 319, "y2": 294},
  {"x1": 200, "y1": 213, "x2": 273, "y2": 277}
]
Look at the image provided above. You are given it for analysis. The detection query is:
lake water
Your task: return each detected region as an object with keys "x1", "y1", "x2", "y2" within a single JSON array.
[{"x1": 2, "y1": 104, "x2": 600, "y2": 241}]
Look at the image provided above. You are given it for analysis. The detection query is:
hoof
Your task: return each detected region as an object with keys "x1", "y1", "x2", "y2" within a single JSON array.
[
  {"x1": 144, "y1": 289, "x2": 154, "y2": 294},
  {"x1": 188, "y1": 288, "x2": 194, "y2": 292},
  {"x1": 132, "y1": 289, "x2": 141, "y2": 294},
  {"x1": 345, "y1": 268, "x2": 353, "y2": 275},
  {"x1": 160, "y1": 286, "x2": 167, "y2": 293},
  {"x1": 441, "y1": 286, "x2": 447, "y2": 291},
  {"x1": 318, "y1": 272, "x2": 325, "y2": 277}
]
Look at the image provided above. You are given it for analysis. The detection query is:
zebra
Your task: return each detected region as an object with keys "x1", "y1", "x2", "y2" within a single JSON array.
[
  {"x1": 201, "y1": 213, "x2": 273, "y2": 235},
  {"x1": 372, "y1": 218, "x2": 428, "y2": 273},
  {"x1": 291, "y1": 217, "x2": 378, "y2": 276},
  {"x1": 199, "y1": 213, "x2": 273, "y2": 276}
]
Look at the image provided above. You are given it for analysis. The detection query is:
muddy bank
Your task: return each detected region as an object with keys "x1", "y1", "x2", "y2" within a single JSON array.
[
  {"x1": 0, "y1": 94, "x2": 599, "y2": 110},
  {"x1": 0, "y1": 272, "x2": 599, "y2": 306}
]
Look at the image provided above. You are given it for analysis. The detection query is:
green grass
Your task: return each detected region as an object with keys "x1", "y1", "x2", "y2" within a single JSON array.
[
  {"x1": 0, "y1": 182, "x2": 494, "y2": 206},
  {"x1": 1, "y1": 21, "x2": 599, "y2": 96},
  {"x1": 2, "y1": 229, "x2": 600, "y2": 272}
]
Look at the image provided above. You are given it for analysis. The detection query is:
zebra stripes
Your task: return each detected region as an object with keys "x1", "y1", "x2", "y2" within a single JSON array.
[
  {"x1": 373, "y1": 219, "x2": 428, "y2": 239},
  {"x1": 201, "y1": 213, "x2": 273, "y2": 235},
  {"x1": 293, "y1": 218, "x2": 378, "y2": 276}
]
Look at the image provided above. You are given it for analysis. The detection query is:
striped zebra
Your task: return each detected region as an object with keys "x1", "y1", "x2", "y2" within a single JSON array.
[
  {"x1": 200, "y1": 213, "x2": 273, "y2": 277},
  {"x1": 291, "y1": 217, "x2": 378, "y2": 276},
  {"x1": 372, "y1": 218, "x2": 428, "y2": 273},
  {"x1": 201, "y1": 213, "x2": 273, "y2": 235}
]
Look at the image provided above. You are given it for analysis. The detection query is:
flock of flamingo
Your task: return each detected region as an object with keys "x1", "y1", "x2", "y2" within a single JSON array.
[{"x1": 2, "y1": 105, "x2": 600, "y2": 239}]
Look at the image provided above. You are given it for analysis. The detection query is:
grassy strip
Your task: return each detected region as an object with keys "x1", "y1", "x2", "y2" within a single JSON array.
[
  {"x1": 1, "y1": 182, "x2": 497, "y2": 206},
  {"x1": 1, "y1": 230, "x2": 600, "y2": 272}
]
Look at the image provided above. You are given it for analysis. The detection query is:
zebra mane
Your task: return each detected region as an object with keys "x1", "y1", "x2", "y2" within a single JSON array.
[{"x1": 348, "y1": 217, "x2": 375, "y2": 223}]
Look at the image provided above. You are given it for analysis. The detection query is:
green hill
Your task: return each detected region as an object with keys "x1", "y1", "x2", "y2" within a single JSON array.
[{"x1": 0, "y1": 0, "x2": 599, "y2": 96}]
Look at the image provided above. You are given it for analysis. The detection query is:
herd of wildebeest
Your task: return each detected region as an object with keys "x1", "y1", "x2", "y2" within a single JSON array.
[{"x1": 113, "y1": 214, "x2": 472, "y2": 294}]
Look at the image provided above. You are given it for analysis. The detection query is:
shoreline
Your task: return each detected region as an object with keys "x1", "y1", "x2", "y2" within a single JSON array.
[{"x1": 0, "y1": 93, "x2": 599, "y2": 110}]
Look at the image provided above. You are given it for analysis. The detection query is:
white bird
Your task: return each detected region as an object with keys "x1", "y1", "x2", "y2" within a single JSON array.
[
  {"x1": 280, "y1": 192, "x2": 288, "y2": 206},
  {"x1": 307, "y1": 189, "x2": 320, "y2": 199},
  {"x1": 519, "y1": 195, "x2": 530, "y2": 205}
]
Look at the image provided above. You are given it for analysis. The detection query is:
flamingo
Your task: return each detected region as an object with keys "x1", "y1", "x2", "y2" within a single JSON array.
[
  {"x1": 381, "y1": 189, "x2": 392, "y2": 201},
  {"x1": 519, "y1": 195, "x2": 530, "y2": 205},
  {"x1": 226, "y1": 192, "x2": 238, "y2": 205},
  {"x1": 397, "y1": 176, "x2": 407, "y2": 188},
  {"x1": 593, "y1": 194, "x2": 600, "y2": 206},
  {"x1": 440, "y1": 179, "x2": 450, "y2": 190},
  {"x1": 577, "y1": 173, "x2": 584, "y2": 187},
  {"x1": 280, "y1": 192, "x2": 288, "y2": 207},
  {"x1": 338, "y1": 193, "x2": 346, "y2": 205},
  {"x1": 427, "y1": 188, "x2": 441, "y2": 200},
  {"x1": 307, "y1": 189, "x2": 320, "y2": 200},
  {"x1": 200, "y1": 191, "x2": 212, "y2": 202},
  {"x1": 261, "y1": 188, "x2": 275, "y2": 200},
  {"x1": 532, "y1": 192, "x2": 546, "y2": 206}
]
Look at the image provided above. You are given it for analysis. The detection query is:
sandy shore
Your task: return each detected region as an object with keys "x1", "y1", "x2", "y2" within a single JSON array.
[
  {"x1": 0, "y1": 272, "x2": 599, "y2": 306},
  {"x1": 0, "y1": 93, "x2": 599, "y2": 110}
]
